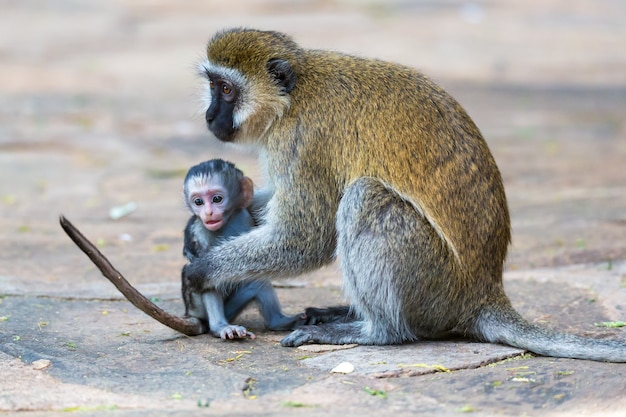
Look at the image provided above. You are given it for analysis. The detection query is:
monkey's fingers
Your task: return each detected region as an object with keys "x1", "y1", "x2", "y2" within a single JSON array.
[
  {"x1": 218, "y1": 325, "x2": 255, "y2": 340},
  {"x1": 59, "y1": 215, "x2": 207, "y2": 336}
]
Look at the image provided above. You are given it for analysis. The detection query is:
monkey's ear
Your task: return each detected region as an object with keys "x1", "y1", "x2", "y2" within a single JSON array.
[
  {"x1": 239, "y1": 176, "x2": 254, "y2": 208},
  {"x1": 267, "y1": 58, "x2": 296, "y2": 94}
]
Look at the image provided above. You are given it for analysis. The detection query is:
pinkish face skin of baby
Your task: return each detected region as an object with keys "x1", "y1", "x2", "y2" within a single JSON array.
[{"x1": 187, "y1": 178, "x2": 231, "y2": 232}]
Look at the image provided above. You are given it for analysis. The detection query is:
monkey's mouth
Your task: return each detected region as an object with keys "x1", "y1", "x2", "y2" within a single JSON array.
[
  {"x1": 204, "y1": 219, "x2": 223, "y2": 231},
  {"x1": 207, "y1": 122, "x2": 238, "y2": 143}
]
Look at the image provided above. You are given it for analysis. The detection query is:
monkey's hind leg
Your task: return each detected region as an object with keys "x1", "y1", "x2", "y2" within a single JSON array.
[
  {"x1": 224, "y1": 281, "x2": 305, "y2": 331},
  {"x1": 282, "y1": 178, "x2": 421, "y2": 347},
  {"x1": 182, "y1": 260, "x2": 254, "y2": 339},
  {"x1": 253, "y1": 283, "x2": 306, "y2": 331},
  {"x1": 202, "y1": 291, "x2": 255, "y2": 340}
]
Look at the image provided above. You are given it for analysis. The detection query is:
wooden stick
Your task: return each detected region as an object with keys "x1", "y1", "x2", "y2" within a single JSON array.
[{"x1": 59, "y1": 215, "x2": 206, "y2": 336}]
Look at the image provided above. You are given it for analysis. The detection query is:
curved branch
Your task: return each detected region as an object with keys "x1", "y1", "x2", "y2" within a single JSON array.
[{"x1": 59, "y1": 215, "x2": 206, "y2": 336}]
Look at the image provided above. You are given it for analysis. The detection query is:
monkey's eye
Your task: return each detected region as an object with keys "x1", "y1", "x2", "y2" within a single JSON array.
[
  {"x1": 221, "y1": 82, "x2": 237, "y2": 103},
  {"x1": 212, "y1": 195, "x2": 223, "y2": 204},
  {"x1": 209, "y1": 79, "x2": 215, "y2": 89},
  {"x1": 193, "y1": 198, "x2": 203, "y2": 206}
]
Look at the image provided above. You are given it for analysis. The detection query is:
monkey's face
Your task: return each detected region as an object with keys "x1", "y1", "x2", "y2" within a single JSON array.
[
  {"x1": 199, "y1": 30, "x2": 298, "y2": 145},
  {"x1": 199, "y1": 62, "x2": 292, "y2": 145},
  {"x1": 202, "y1": 73, "x2": 240, "y2": 142},
  {"x1": 198, "y1": 61, "x2": 256, "y2": 144},
  {"x1": 187, "y1": 178, "x2": 232, "y2": 232}
]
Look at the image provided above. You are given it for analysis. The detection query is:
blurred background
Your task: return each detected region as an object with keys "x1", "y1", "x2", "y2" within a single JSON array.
[{"x1": 1, "y1": 0, "x2": 625, "y2": 293}]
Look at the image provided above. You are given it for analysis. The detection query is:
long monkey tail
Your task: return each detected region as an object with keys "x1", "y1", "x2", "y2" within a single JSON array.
[
  {"x1": 59, "y1": 215, "x2": 207, "y2": 336},
  {"x1": 473, "y1": 305, "x2": 626, "y2": 362}
]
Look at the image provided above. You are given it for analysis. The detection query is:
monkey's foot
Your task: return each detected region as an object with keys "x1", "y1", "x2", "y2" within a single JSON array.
[
  {"x1": 302, "y1": 306, "x2": 354, "y2": 325},
  {"x1": 281, "y1": 326, "x2": 316, "y2": 346},
  {"x1": 216, "y1": 325, "x2": 256, "y2": 340},
  {"x1": 281, "y1": 322, "x2": 365, "y2": 347}
]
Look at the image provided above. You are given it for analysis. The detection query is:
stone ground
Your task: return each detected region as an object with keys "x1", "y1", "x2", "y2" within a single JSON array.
[{"x1": 1, "y1": 1, "x2": 625, "y2": 416}]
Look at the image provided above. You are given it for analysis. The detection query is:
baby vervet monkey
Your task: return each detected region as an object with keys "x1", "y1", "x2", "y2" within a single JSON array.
[{"x1": 181, "y1": 158, "x2": 303, "y2": 339}]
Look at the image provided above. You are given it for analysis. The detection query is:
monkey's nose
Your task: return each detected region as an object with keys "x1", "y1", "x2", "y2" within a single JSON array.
[{"x1": 205, "y1": 107, "x2": 216, "y2": 123}]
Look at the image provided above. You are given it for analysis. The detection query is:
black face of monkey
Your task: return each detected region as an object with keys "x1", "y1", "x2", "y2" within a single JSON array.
[
  {"x1": 204, "y1": 74, "x2": 239, "y2": 142},
  {"x1": 199, "y1": 53, "x2": 297, "y2": 145}
]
